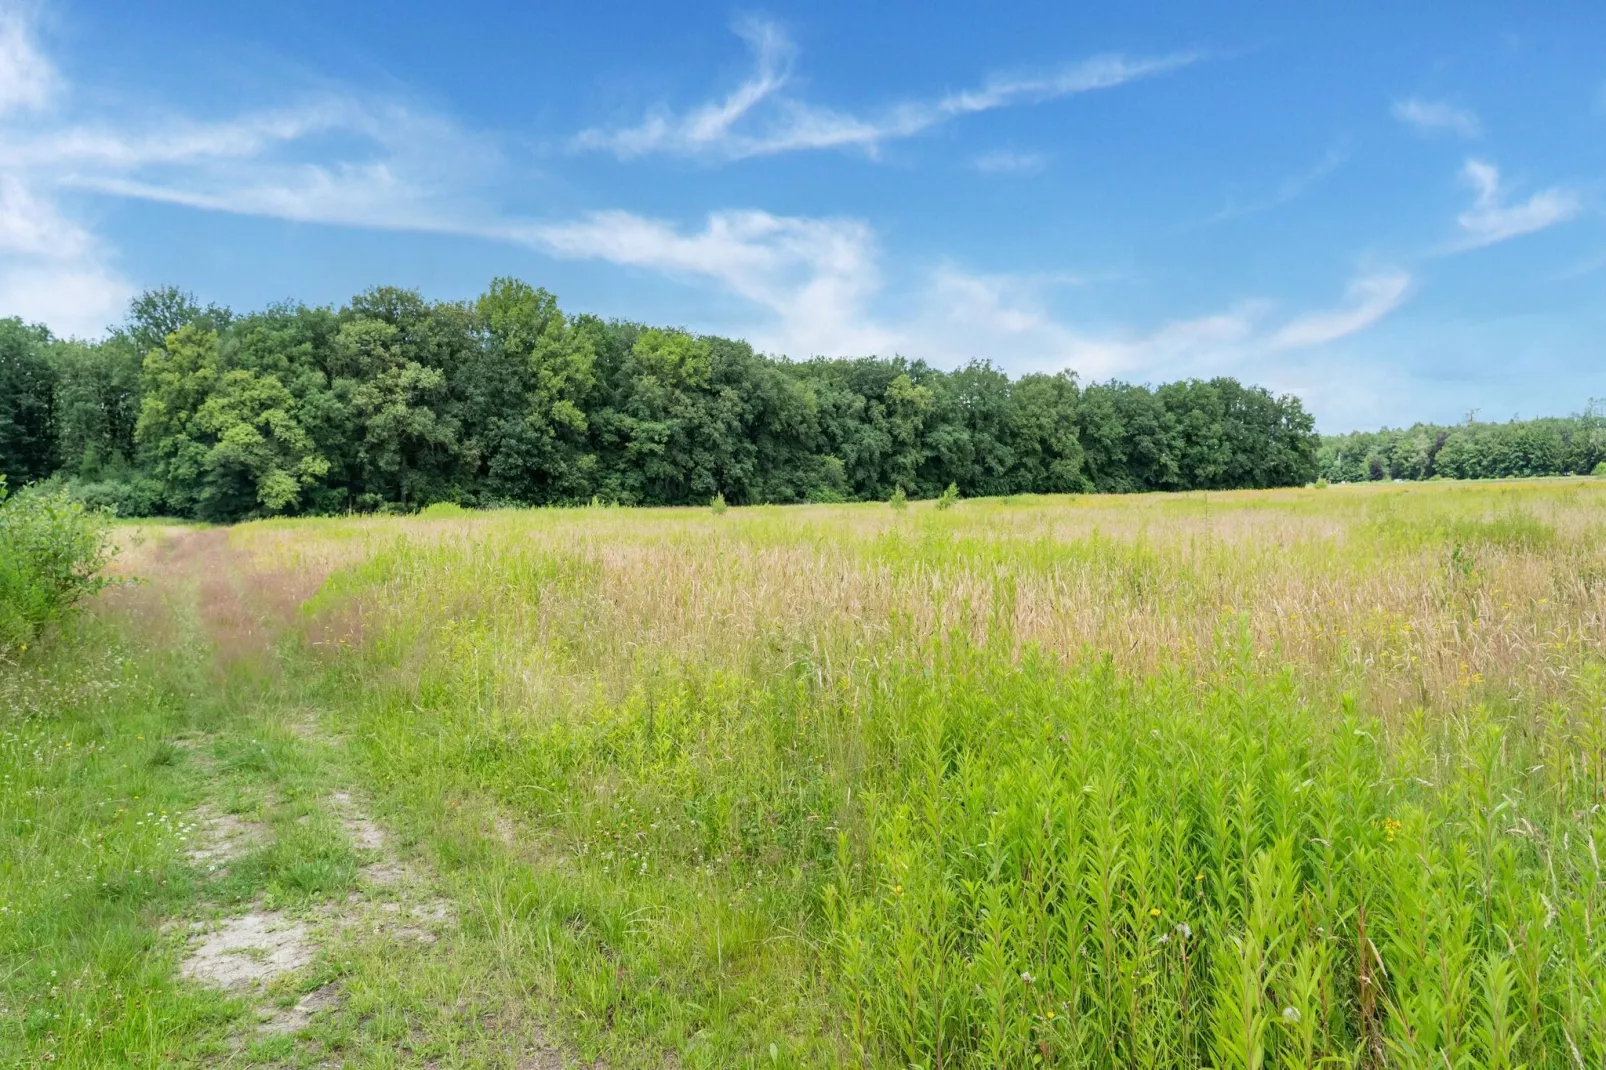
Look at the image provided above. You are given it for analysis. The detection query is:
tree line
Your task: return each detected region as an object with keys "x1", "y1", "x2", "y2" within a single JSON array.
[
  {"x1": 0, "y1": 282, "x2": 1321, "y2": 520},
  {"x1": 1317, "y1": 410, "x2": 1606, "y2": 484}
]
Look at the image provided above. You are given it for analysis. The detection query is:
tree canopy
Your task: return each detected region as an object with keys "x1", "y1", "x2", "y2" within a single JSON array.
[
  {"x1": 2, "y1": 283, "x2": 1323, "y2": 519},
  {"x1": 1318, "y1": 411, "x2": 1606, "y2": 484}
]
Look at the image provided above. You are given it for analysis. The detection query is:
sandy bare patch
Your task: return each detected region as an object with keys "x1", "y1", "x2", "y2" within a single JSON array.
[
  {"x1": 331, "y1": 790, "x2": 386, "y2": 851},
  {"x1": 359, "y1": 857, "x2": 421, "y2": 887},
  {"x1": 369, "y1": 898, "x2": 455, "y2": 944},
  {"x1": 185, "y1": 803, "x2": 267, "y2": 868},
  {"x1": 259, "y1": 982, "x2": 342, "y2": 1035},
  {"x1": 328, "y1": 790, "x2": 456, "y2": 937},
  {"x1": 493, "y1": 813, "x2": 520, "y2": 848},
  {"x1": 179, "y1": 911, "x2": 314, "y2": 989}
]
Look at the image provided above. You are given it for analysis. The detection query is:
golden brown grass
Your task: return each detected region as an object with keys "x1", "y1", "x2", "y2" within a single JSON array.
[{"x1": 238, "y1": 479, "x2": 1606, "y2": 723}]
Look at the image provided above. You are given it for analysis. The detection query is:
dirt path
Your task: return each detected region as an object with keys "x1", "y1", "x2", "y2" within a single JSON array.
[{"x1": 110, "y1": 526, "x2": 576, "y2": 1068}]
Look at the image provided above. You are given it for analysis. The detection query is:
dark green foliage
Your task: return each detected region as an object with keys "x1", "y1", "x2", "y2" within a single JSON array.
[
  {"x1": 1320, "y1": 407, "x2": 1606, "y2": 483},
  {"x1": 49, "y1": 336, "x2": 143, "y2": 479},
  {"x1": 21, "y1": 283, "x2": 1322, "y2": 520},
  {"x1": 0, "y1": 318, "x2": 58, "y2": 486}
]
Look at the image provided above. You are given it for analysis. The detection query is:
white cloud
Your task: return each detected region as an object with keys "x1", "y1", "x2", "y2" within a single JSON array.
[
  {"x1": 912, "y1": 264, "x2": 1406, "y2": 382},
  {"x1": 0, "y1": 2, "x2": 500, "y2": 335},
  {"x1": 576, "y1": 19, "x2": 1196, "y2": 161},
  {"x1": 0, "y1": 5, "x2": 55, "y2": 114},
  {"x1": 520, "y1": 208, "x2": 896, "y2": 357},
  {"x1": 72, "y1": 158, "x2": 467, "y2": 233},
  {"x1": 0, "y1": 92, "x2": 482, "y2": 335},
  {"x1": 1268, "y1": 269, "x2": 1411, "y2": 349},
  {"x1": 0, "y1": 175, "x2": 131, "y2": 336},
  {"x1": 908, "y1": 265, "x2": 1263, "y2": 379},
  {"x1": 1392, "y1": 97, "x2": 1481, "y2": 138},
  {"x1": 513, "y1": 197, "x2": 1409, "y2": 385},
  {"x1": 970, "y1": 150, "x2": 1048, "y2": 175},
  {"x1": 0, "y1": 262, "x2": 132, "y2": 338},
  {"x1": 511, "y1": 196, "x2": 1411, "y2": 383},
  {"x1": 0, "y1": 172, "x2": 91, "y2": 258},
  {"x1": 1454, "y1": 158, "x2": 1579, "y2": 249}
]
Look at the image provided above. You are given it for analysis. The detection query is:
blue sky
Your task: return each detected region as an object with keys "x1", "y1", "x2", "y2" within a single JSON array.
[{"x1": 1, "y1": 1, "x2": 1603, "y2": 430}]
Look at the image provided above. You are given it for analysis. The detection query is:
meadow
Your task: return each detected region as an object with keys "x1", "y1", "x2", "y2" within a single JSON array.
[{"x1": 4, "y1": 479, "x2": 1606, "y2": 1067}]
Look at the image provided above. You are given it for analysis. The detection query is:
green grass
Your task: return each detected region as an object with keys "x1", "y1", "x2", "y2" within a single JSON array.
[{"x1": 6, "y1": 480, "x2": 1606, "y2": 1066}]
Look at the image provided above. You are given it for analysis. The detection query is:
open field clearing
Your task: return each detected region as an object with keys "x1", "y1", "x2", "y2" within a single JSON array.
[{"x1": 5, "y1": 479, "x2": 1606, "y2": 1067}]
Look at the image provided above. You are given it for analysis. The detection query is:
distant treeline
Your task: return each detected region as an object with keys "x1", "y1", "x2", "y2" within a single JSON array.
[
  {"x1": 0, "y1": 282, "x2": 1322, "y2": 519},
  {"x1": 1318, "y1": 411, "x2": 1606, "y2": 484}
]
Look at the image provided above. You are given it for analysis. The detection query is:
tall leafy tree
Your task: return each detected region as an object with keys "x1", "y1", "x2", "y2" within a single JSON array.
[
  {"x1": 332, "y1": 316, "x2": 458, "y2": 508},
  {"x1": 190, "y1": 369, "x2": 329, "y2": 517},
  {"x1": 0, "y1": 318, "x2": 57, "y2": 485},
  {"x1": 49, "y1": 338, "x2": 143, "y2": 479},
  {"x1": 1010, "y1": 372, "x2": 1087, "y2": 492},
  {"x1": 467, "y1": 278, "x2": 597, "y2": 503},
  {"x1": 135, "y1": 325, "x2": 223, "y2": 516}
]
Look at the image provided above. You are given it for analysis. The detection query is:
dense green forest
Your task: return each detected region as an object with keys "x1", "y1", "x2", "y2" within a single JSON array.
[
  {"x1": 1318, "y1": 412, "x2": 1606, "y2": 483},
  {"x1": 2, "y1": 281, "x2": 1601, "y2": 518},
  {"x1": 0, "y1": 282, "x2": 1322, "y2": 520}
]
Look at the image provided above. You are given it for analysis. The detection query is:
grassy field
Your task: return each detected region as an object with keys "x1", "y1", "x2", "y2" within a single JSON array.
[{"x1": 5, "y1": 479, "x2": 1606, "y2": 1067}]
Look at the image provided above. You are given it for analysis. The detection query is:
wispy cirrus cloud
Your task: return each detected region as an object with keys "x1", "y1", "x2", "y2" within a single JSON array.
[
  {"x1": 0, "y1": 4, "x2": 55, "y2": 114},
  {"x1": 1392, "y1": 97, "x2": 1481, "y2": 138},
  {"x1": 914, "y1": 264, "x2": 1266, "y2": 380},
  {"x1": 1268, "y1": 269, "x2": 1411, "y2": 349},
  {"x1": 575, "y1": 18, "x2": 1197, "y2": 162},
  {"x1": 1199, "y1": 142, "x2": 1349, "y2": 225},
  {"x1": 917, "y1": 264, "x2": 1406, "y2": 380},
  {"x1": 1454, "y1": 158, "x2": 1579, "y2": 249}
]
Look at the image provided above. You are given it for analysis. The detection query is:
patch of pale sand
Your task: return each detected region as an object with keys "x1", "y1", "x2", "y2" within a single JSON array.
[
  {"x1": 484, "y1": 807, "x2": 570, "y2": 873},
  {"x1": 329, "y1": 789, "x2": 457, "y2": 939},
  {"x1": 258, "y1": 982, "x2": 342, "y2": 1035},
  {"x1": 185, "y1": 803, "x2": 267, "y2": 869},
  {"x1": 330, "y1": 790, "x2": 386, "y2": 850},
  {"x1": 359, "y1": 857, "x2": 420, "y2": 887},
  {"x1": 361, "y1": 898, "x2": 457, "y2": 944},
  {"x1": 493, "y1": 813, "x2": 519, "y2": 848},
  {"x1": 179, "y1": 911, "x2": 314, "y2": 989}
]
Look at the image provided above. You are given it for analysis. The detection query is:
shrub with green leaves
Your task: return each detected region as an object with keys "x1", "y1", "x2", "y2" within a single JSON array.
[
  {"x1": 890, "y1": 485, "x2": 908, "y2": 511},
  {"x1": 934, "y1": 482, "x2": 959, "y2": 510},
  {"x1": 0, "y1": 477, "x2": 115, "y2": 657}
]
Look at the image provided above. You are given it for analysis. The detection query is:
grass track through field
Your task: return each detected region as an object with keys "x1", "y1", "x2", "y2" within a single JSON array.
[{"x1": 1, "y1": 527, "x2": 589, "y2": 1067}]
